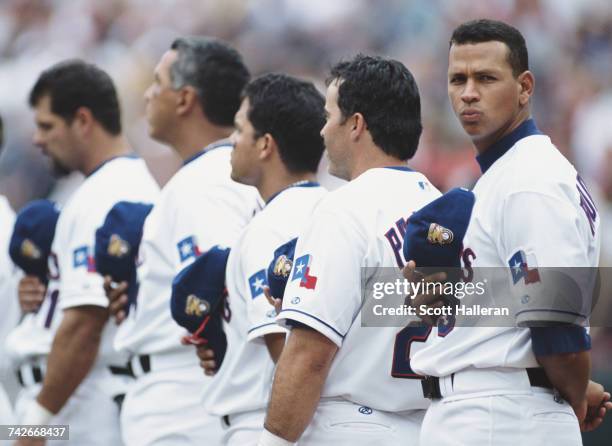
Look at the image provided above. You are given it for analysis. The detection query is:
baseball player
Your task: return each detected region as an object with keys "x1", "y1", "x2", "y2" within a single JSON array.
[
  {"x1": 191, "y1": 73, "x2": 327, "y2": 445},
  {"x1": 6, "y1": 199, "x2": 59, "y2": 432},
  {"x1": 406, "y1": 19, "x2": 611, "y2": 445},
  {"x1": 0, "y1": 113, "x2": 20, "y2": 425},
  {"x1": 106, "y1": 37, "x2": 259, "y2": 446},
  {"x1": 259, "y1": 55, "x2": 441, "y2": 446},
  {"x1": 6, "y1": 59, "x2": 159, "y2": 446}
]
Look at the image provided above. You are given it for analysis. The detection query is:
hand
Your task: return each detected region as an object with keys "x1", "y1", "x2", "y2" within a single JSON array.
[
  {"x1": 14, "y1": 437, "x2": 45, "y2": 445},
  {"x1": 195, "y1": 344, "x2": 217, "y2": 376},
  {"x1": 264, "y1": 286, "x2": 282, "y2": 316},
  {"x1": 103, "y1": 276, "x2": 128, "y2": 325},
  {"x1": 402, "y1": 260, "x2": 448, "y2": 325},
  {"x1": 18, "y1": 276, "x2": 46, "y2": 313},
  {"x1": 578, "y1": 380, "x2": 612, "y2": 432}
]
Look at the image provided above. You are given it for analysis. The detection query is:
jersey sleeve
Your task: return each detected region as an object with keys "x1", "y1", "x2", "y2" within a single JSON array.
[
  {"x1": 170, "y1": 184, "x2": 253, "y2": 273},
  {"x1": 277, "y1": 206, "x2": 364, "y2": 347},
  {"x1": 58, "y1": 213, "x2": 107, "y2": 310},
  {"x1": 500, "y1": 190, "x2": 596, "y2": 326},
  {"x1": 242, "y1": 230, "x2": 289, "y2": 342}
]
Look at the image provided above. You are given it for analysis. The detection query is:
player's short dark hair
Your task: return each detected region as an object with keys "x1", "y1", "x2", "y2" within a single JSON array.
[
  {"x1": 242, "y1": 73, "x2": 325, "y2": 174},
  {"x1": 450, "y1": 19, "x2": 529, "y2": 77},
  {"x1": 170, "y1": 37, "x2": 250, "y2": 127},
  {"x1": 327, "y1": 54, "x2": 422, "y2": 161},
  {"x1": 29, "y1": 59, "x2": 122, "y2": 135}
]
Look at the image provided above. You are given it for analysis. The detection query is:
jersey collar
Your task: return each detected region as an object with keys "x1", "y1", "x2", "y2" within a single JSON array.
[
  {"x1": 183, "y1": 139, "x2": 231, "y2": 166},
  {"x1": 88, "y1": 154, "x2": 139, "y2": 177},
  {"x1": 382, "y1": 166, "x2": 413, "y2": 172},
  {"x1": 266, "y1": 181, "x2": 320, "y2": 205},
  {"x1": 476, "y1": 118, "x2": 542, "y2": 174}
]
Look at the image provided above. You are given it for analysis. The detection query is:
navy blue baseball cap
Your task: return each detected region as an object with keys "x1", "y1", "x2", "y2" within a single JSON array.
[
  {"x1": 171, "y1": 246, "x2": 230, "y2": 368},
  {"x1": 402, "y1": 188, "x2": 475, "y2": 268},
  {"x1": 9, "y1": 199, "x2": 59, "y2": 282},
  {"x1": 267, "y1": 237, "x2": 297, "y2": 300},
  {"x1": 94, "y1": 201, "x2": 153, "y2": 283},
  {"x1": 95, "y1": 201, "x2": 153, "y2": 313}
]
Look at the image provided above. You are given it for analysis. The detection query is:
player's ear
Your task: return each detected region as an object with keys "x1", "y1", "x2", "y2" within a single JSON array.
[
  {"x1": 71, "y1": 107, "x2": 95, "y2": 137},
  {"x1": 350, "y1": 112, "x2": 367, "y2": 141},
  {"x1": 176, "y1": 86, "x2": 198, "y2": 116},
  {"x1": 258, "y1": 133, "x2": 276, "y2": 161},
  {"x1": 517, "y1": 71, "x2": 534, "y2": 107}
]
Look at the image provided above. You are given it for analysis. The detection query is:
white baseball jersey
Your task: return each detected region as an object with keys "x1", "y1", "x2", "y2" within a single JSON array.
[
  {"x1": 278, "y1": 167, "x2": 441, "y2": 412},
  {"x1": 114, "y1": 144, "x2": 261, "y2": 358},
  {"x1": 5, "y1": 156, "x2": 159, "y2": 367},
  {"x1": 412, "y1": 119, "x2": 601, "y2": 377},
  {"x1": 0, "y1": 196, "x2": 19, "y2": 376},
  {"x1": 204, "y1": 183, "x2": 327, "y2": 417}
]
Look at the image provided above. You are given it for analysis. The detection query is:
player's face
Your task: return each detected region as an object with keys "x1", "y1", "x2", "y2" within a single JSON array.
[
  {"x1": 448, "y1": 41, "x2": 529, "y2": 152},
  {"x1": 144, "y1": 50, "x2": 179, "y2": 144},
  {"x1": 230, "y1": 98, "x2": 261, "y2": 185},
  {"x1": 321, "y1": 80, "x2": 352, "y2": 181},
  {"x1": 32, "y1": 95, "x2": 76, "y2": 176}
]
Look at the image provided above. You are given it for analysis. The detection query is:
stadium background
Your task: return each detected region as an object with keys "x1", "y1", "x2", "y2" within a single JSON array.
[{"x1": 0, "y1": 0, "x2": 610, "y2": 443}]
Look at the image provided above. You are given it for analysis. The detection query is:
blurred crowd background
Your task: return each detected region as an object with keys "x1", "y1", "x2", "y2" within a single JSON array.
[{"x1": 0, "y1": 0, "x2": 611, "y2": 442}]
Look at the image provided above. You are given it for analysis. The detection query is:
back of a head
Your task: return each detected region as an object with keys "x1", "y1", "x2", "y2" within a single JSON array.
[
  {"x1": 450, "y1": 19, "x2": 529, "y2": 77},
  {"x1": 328, "y1": 54, "x2": 422, "y2": 161},
  {"x1": 242, "y1": 72, "x2": 326, "y2": 174},
  {"x1": 29, "y1": 59, "x2": 122, "y2": 134},
  {"x1": 170, "y1": 37, "x2": 250, "y2": 127}
]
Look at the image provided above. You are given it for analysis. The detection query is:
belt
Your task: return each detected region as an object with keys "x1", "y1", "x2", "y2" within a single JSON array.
[
  {"x1": 127, "y1": 350, "x2": 199, "y2": 378},
  {"x1": 17, "y1": 363, "x2": 134, "y2": 387},
  {"x1": 127, "y1": 355, "x2": 151, "y2": 377},
  {"x1": 16, "y1": 365, "x2": 44, "y2": 387},
  {"x1": 421, "y1": 368, "x2": 554, "y2": 400}
]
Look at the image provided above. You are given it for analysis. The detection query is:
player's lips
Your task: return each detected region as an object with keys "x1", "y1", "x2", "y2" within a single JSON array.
[{"x1": 460, "y1": 109, "x2": 482, "y2": 123}]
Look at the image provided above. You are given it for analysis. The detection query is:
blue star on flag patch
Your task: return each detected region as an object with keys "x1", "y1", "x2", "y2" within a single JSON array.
[
  {"x1": 508, "y1": 250, "x2": 540, "y2": 285},
  {"x1": 177, "y1": 236, "x2": 201, "y2": 262},
  {"x1": 249, "y1": 269, "x2": 268, "y2": 299}
]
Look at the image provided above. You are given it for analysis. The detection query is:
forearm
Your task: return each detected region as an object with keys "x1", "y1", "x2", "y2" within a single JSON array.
[
  {"x1": 537, "y1": 350, "x2": 590, "y2": 406},
  {"x1": 264, "y1": 327, "x2": 337, "y2": 442},
  {"x1": 264, "y1": 333, "x2": 286, "y2": 364},
  {"x1": 38, "y1": 307, "x2": 107, "y2": 413}
]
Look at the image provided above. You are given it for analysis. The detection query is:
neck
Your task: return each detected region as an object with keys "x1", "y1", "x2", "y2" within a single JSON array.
[
  {"x1": 81, "y1": 133, "x2": 131, "y2": 176},
  {"x1": 349, "y1": 145, "x2": 407, "y2": 180},
  {"x1": 258, "y1": 170, "x2": 317, "y2": 203},
  {"x1": 473, "y1": 108, "x2": 531, "y2": 155},
  {"x1": 173, "y1": 121, "x2": 233, "y2": 161}
]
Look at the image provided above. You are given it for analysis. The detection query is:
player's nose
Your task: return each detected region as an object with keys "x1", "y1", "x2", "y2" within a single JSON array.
[
  {"x1": 144, "y1": 84, "x2": 153, "y2": 102},
  {"x1": 460, "y1": 79, "x2": 479, "y2": 103},
  {"x1": 32, "y1": 130, "x2": 45, "y2": 148}
]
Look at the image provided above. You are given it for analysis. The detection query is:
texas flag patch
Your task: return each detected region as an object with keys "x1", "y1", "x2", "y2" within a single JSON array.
[
  {"x1": 508, "y1": 250, "x2": 540, "y2": 285},
  {"x1": 177, "y1": 236, "x2": 201, "y2": 263},
  {"x1": 291, "y1": 254, "x2": 318, "y2": 290},
  {"x1": 73, "y1": 246, "x2": 96, "y2": 272},
  {"x1": 249, "y1": 269, "x2": 268, "y2": 299}
]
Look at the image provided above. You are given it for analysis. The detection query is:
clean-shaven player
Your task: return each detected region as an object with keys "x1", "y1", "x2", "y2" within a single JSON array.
[
  {"x1": 408, "y1": 19, "x2": 612, "y2": 446},
  {"x1": 259, "y1": 55, "x2": 441, "y2": 446},
  {"x1": 195, "y1": 73, "x2": 327, "y2": 445},
  {"x1": 9, "y1": 60, "x2": 159, "y2": 446},
  {"x1": 106, "y1": 37, "x2": 260, "y2": 446}
]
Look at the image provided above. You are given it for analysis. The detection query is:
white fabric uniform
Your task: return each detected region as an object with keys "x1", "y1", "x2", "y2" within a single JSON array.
[
  {"x1": 0, "y1": 196, "x2": 19, "y2": 425},
  {"x1": 278, "y1": 167, "x2": 440, "y2": 445},
  {"x1": 203, "y1": 183, "x2": 327, "y2": 445},
  {"x1": 114, "y1": 143, "x2": 261, "y2": 446},
  {"x1": 411, "y1": 120, "x2": 600, "y2": 446},
  {"x1": 6, "y1": 156, "x2": 159, "y2": 445}
]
